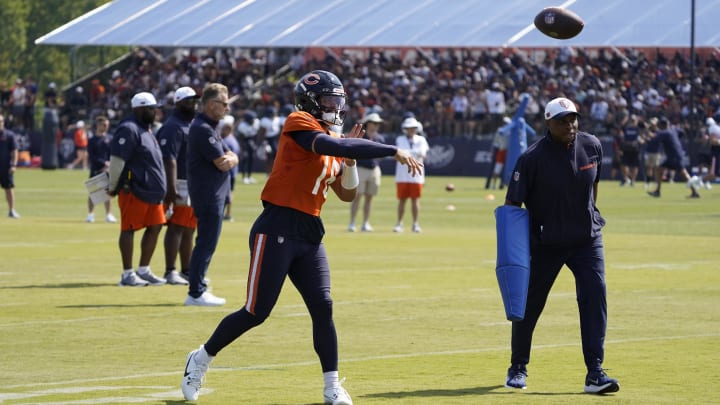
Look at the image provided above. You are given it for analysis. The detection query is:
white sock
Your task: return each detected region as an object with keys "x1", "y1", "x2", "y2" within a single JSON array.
[
  {"x1": 323, "y1": 371, "x2": 339, "y2": 388},
  {"x1": 197, "y1": 345, "x2": 213, "y2": 363},
  {"x1": 122, "y1": 269, "x2": 133, "y2": 276},
  {"x1": 137, "y1": 266, "x2": 150, "y2": 275}
]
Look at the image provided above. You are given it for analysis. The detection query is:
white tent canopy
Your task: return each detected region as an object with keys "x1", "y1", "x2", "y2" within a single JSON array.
[{"x1": 36, "y1": 0, "x2": 720, "y2": 48}]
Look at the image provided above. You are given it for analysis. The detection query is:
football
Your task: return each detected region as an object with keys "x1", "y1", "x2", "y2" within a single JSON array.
[{"x1": 533, "y1": 7, "x2": 584, "y2": 39}]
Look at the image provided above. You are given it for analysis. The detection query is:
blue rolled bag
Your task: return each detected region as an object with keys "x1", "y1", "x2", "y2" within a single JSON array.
[{"x1": 494, "y1": 205, "x2": 530, "y2": 321}]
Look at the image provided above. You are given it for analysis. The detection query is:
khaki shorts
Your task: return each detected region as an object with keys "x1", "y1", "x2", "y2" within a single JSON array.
[
  {"x1": 357, "y1": 166, "x2": 381, "y2": 195},
  {"x1": 645, "y1": 153, "x2": 663, "y2": 167}
]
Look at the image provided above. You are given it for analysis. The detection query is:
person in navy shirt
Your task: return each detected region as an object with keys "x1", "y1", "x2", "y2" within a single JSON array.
[
  {"x1": 0, "y1": 114, "x2": 20, "y2": 218},
  {"x1": 156, "y1": 86, "x2": 200, "y2": 286},
  {"x1": 108, "y1": 92, "x2": 168, "y2": 287},
  {"x1": 86, "y1": 115, "x2": 116, "y2": 223},
  {"x1": 647, "y1": 118, "x2": 701, "y2": 198},
  {"x1": 184, "y1": 83, "x2": 239, "y2": 306},
  {"x1": 503, "y1": 97, "x2": 620, "y2": 394}
]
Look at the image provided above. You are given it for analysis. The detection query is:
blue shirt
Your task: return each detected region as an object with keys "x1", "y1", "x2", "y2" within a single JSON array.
[
  {"x1": 87, "y1": 134, "x2": 112, "y2": 174},
  {"x1": 505, "y1": 131, "x2": 605, "y2": 247},
  {"x1": 222, "y1": 133, "x2": 240, "y2": 179},
  {"x1": 110, "y1": 117, "x2": 166, "y2": 204},
  {"x1": 187, "y1": 113, "x2": 230, "y2": 205},
  {"x1": 655, "y1": 128, "x2": 685, "y2": 162},
  {"x1": 156, "y1": 111, "x2": 193, "y2": 180}
]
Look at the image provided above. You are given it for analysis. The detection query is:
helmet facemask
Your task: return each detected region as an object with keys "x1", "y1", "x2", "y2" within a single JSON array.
[{"x1": 317, "y1": 94, "x2": 347, "y2": 126}]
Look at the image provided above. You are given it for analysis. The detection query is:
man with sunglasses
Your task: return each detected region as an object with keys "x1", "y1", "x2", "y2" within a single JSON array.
[{"x1": 183, "y1": 83, "x2": 238, "y2": 306}]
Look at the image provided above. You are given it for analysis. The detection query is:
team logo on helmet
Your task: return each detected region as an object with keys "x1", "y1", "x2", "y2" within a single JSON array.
[
  {"x1": 303, "y1": 73, "x2": 321, "y2": 86},
  {"x1": 559, "y1": 99, "x2": 570, "y2": 108}
]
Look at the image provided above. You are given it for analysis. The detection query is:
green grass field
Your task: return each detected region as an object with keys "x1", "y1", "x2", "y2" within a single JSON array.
[{"x1": 1, "y1": 169, "x2": 719, "y2": 404}]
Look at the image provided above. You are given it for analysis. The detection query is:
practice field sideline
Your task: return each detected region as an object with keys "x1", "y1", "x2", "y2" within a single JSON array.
[{"x1": 0, "y1": 169, "x2": 718, "y2": 404}]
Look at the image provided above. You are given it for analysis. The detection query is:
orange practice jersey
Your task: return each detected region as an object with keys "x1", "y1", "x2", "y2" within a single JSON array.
[{"x1": 261, "y1": 111, "x2": 343, "y2": 216}]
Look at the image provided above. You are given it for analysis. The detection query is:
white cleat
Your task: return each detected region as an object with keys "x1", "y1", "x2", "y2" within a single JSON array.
[
  {"x1": 184, "y1": 291, "x2": 226, "y2": 306},
  {"x1": 323, "y1": 378, "x2": 353, "y2": 405},
  {"x1": 181, "y1": 346, "x2": 211, "y2": 401}
]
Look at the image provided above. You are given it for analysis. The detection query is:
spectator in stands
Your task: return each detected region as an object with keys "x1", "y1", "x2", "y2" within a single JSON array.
[
  {"x1": 394, "y1": 116, "x2": 429, "y2": 233},
  {"x1": 348, "y1": 112, "x2": 386, "y2": 232},
  {"x1": 86, "y1": 115, "x2": 117, "y2": 223},
  {"x1": 0, "y1": 114, "x2": 20, "y2": 218},
  {"x1": 156, "y1": 86, "x2": 200, "y2": 286},
  {"x1": 23, "y1": 76, "x2": 37, "y2": 131},
  {"x1": 108, "y1": 92, "x2": 168, "y2": 287},
  {"x1": 9, "y1": 79, "x2": 26, "y2": 130}
]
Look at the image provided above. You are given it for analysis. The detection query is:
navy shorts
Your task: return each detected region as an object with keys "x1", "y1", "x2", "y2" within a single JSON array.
[{"x1": 0, "y1": 170, "x2": 14, "y2": 189}]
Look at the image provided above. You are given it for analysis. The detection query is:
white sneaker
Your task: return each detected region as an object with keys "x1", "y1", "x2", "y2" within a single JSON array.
[
  {"x1": 181, "y1": 346, "x2": 212, "y2": 401},
  {"x1": 348, "y1": 223, "x2": 356, "y2": 232},
  {"x1": 136, "y1": 269, "x2": 167, "y2": 286},
  {"x1": 119, "y1": 271, "x2": 149, "y2": 287},
  {"x1": 248, "y1": 177, "x2": 257, "y2": 184},
  {"x1": 412, "y1": 224, "x2": 422, "y2": 233},
  {"x1": 323, "y1": 379, "x2": 353, "y2": 405},
  {"x1": 393, "y1": 224, "x2": 403, "y2": 233},
  {"x1": 105, "y1": 213, "x2": 117, "y2": 223},
  {"x1": 8, "y1": 209, "x2": 20, "y2": 219},
  {"x1": 185, "y1": 291, "x2": 226, "y2": 306},
  {"x1": 86, "y1": 213, "x2": 95, "y2": 223},
  {"x1": 361, "y1": 223, "x2": 373, "y2": 232},
  {"x1": 164, "y1": 270, "x2": 189, "y2": 285}
]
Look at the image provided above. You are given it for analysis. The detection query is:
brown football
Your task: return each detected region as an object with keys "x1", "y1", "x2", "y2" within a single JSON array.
[{"x1": 533, "y1": 7, "x2": 584, "y2": 40}]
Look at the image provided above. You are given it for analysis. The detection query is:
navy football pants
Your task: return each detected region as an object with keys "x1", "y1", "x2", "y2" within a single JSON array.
[
  {"x1": 204, "y1": 232, "x2": 338, "y2": 372},
  {"x1": 511, "y1": 236, "x2": 607, "y2": 372}
]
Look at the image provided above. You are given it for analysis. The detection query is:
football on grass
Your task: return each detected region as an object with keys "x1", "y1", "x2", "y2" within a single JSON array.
[{"x1": 533, "y1": 7, "x2": 584, "y2": 39}]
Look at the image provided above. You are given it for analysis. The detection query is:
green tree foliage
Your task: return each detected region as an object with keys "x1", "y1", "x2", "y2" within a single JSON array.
[{"x1": 1, "y1": 0, "x2": 126, "y2": 92}]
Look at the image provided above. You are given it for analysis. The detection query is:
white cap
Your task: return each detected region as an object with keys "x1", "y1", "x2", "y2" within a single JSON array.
[
  {"x1": 544, "y1": 97, "x2": 579, "y2": 120},
  {"x1": 362, "y1": 112, "x2": 384, "y2": 124},
  {"x1": 174, "y1": 86, "x2": 199, "y2": 103},
  {"x1": 401, "y1": 117, "x2": 420, "y2": 129},
  {"x1": 131, "y1": 92, "x2": 159, "y2": 108},
  {"x1": 76, "y1": 120, "x2": 85, "y2": 128},
  {"x1": 220, "y1": 115, "x2": 235, "y2": 130}
]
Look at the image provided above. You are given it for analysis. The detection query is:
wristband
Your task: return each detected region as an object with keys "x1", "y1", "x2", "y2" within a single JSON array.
[{"x1": 341, "y1": 164, "x2": 359, "y2": 189}]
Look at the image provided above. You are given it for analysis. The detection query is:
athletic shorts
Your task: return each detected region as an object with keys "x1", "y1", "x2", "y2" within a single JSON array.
[
  {"x1": 660, "y1": 157, "x2": 685, "y2": 172},
  {"x1": 357, "y1": 166, "x2": 381, "y2": 196},
  {"x1": 396, "y1": 182, "x2": 423, "y2": 199},
  {"x1": 165, "y1": 204, "x2": 197, "y2": 229},
  {"x1": 0, "y1": 171, "x2": 14, "y2": 189},
  {"x1": 118, "y1": 191, "x2": 165, "y2": 231},
  {"x1": 644, "y1": 153, "x2": 663, "y2": 168}
]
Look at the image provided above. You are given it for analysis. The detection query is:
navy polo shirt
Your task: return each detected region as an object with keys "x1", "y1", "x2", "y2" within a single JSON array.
[
  {"x1": 187, "y1": 113, "x2": 230, "y2": 205},
  {"x1": 505, "y1": 131, "x2": 605, "y2": 247},
  {"x1": 156, "y1": 111, "x2": 193, "y2": 180},
  {"x1": 110, "y1": 117, "x2": 166, "y2": 204},
  {"x1": 0, "y1": 129, "x2": 17, "y2": 168}
]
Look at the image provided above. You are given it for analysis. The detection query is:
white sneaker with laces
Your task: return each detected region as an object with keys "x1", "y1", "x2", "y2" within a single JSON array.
[
  {"x1": 105, "y1": 213, "x2": 117, "y2": 223},
  {"x1": 323, "y1": 379, "x2": 353, "y2": 405},
  {"x1": 119, "y1": 271, "x2": 149, "y2": 287},
  {"x1": 181, "y1": 345, "x2": 212, "y2": 401},
  {"x1": 361, "y1": 223, "x2": 373, "y2": 232},
  {"x1": 86, "y1": 213, "x2": 95, "y2": 223},
  {"x1": 136, "y1": 269, "x2": 167, "y2": 286},
  {"x1": 185, "y1": 291, "x2": 226, "y2": 306},
  {"x1": 393, "y1": 224, "x2": 403, "y2": 233}
]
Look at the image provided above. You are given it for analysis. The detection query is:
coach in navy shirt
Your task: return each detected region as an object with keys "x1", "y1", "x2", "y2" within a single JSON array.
[
  {"x1": 184, "y1": 83, "x2": 238, "y2": 306},
  {"x1": 502, "y1": 97, "x2": 620, "y2": 394}
]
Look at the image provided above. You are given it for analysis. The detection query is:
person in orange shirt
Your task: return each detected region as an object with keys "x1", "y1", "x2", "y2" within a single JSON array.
[
  {"x1": 68, "y1": 120, "x2": 88, "y2": 170},
  {"x1": 181, "y1": 70, "x2": 422, "y2": 404}
]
